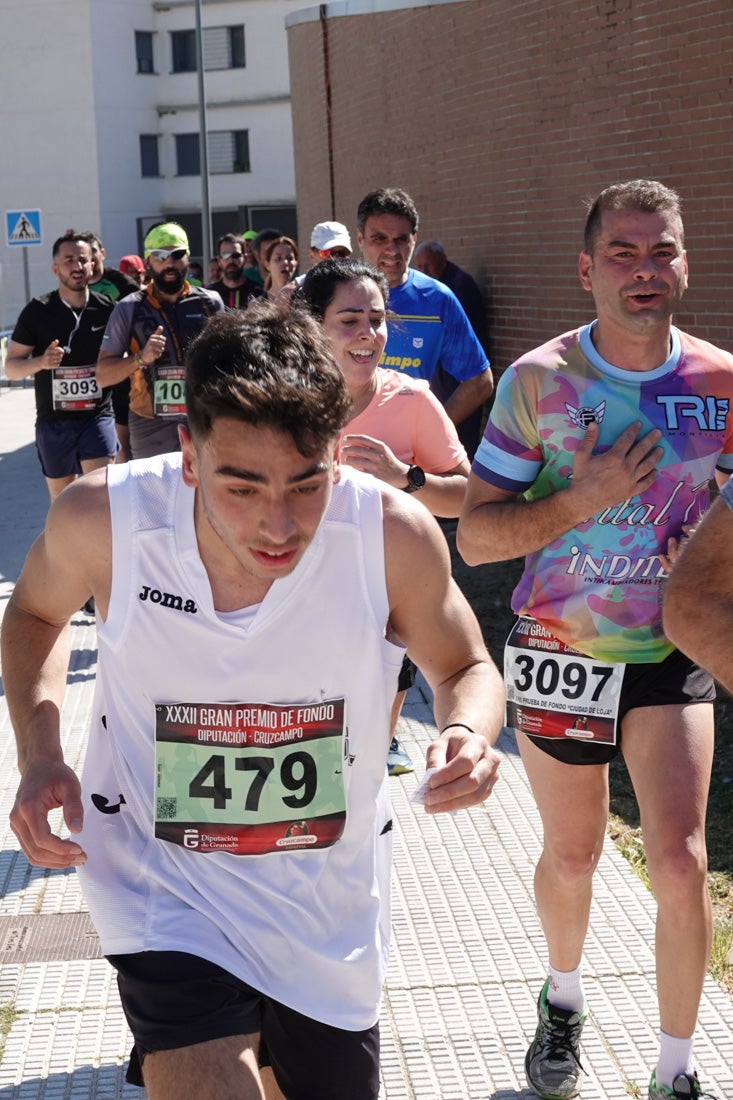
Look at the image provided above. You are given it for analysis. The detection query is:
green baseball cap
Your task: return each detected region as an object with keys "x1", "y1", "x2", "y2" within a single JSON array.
[
  {"x1": 144, "y1": 222, "x2": 190, "y2": 257},
  {"x1": 241, "y1": 230, "x2": 258, "y2": 241}
]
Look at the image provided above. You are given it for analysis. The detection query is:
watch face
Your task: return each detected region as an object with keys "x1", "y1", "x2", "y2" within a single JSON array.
[{"x1": 407, "y1": 465, "x2": 426, "y2": 491}]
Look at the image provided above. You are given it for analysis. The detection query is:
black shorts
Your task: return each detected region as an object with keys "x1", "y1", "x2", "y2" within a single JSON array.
[
  {"x1": 110, "y1": 378, "x2": 131, "y2": 426},
  {"x1": 107, "y1": 950, "x2": 380, "y2": 1099},
  {"x1": 523, "y1": 646, "x2": 715, "y2": 765},
  {"x1": 397, "y1": 654, "x2": 417, "y2": 693}
]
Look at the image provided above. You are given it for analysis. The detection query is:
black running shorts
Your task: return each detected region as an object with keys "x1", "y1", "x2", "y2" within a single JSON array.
[
  {"x1": 521, "y1": 645, "x2": 715, "y2": 765},
  {"x1": 107, "y1": 950, "x2": 380, "y2": 1099}
]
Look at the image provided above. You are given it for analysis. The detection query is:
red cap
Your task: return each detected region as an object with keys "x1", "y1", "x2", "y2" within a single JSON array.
[{"x1": 119, "y1": 254, "x2": 145, "y2": 275}]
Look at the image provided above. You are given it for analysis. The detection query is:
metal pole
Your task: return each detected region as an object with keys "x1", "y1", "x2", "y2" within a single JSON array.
[
  {"x1": 22, "y1": 247, "x2": 30, "y2": 302},
  {"x1": 194, "y1": 0, "x2": 212, "y2": 266}
]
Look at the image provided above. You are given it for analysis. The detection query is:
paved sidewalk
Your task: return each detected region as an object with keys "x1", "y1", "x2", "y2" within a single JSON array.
[{"x1": 0, "y1": 385, "x2": 731, "y2": 1099}]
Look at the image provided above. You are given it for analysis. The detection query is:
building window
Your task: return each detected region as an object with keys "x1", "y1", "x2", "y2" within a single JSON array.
[
  {"x1": 175, "y1": 134, "x2": 200, "y2": 176},
  {"x1": 171, "y1": 29, "x2": 197, "y2": 73},
  {"x1": 170, "y1": 26, "x2": 246, "y2": 73},
  {"x1": 210, "y1": 130, "x2": 250, "y2": 174},
  {"x1": 135, "y1": 30, "x2": 155, "y2": 74},
  {"x1": 205, "y1": 26, "x2": 246, "y2": 70},
  {"x1": 175, "y1": 131, "x2": 250, "y2": 176},
  {"x1": 140, "y1": 135, "x2": 160, "y2": 178}
]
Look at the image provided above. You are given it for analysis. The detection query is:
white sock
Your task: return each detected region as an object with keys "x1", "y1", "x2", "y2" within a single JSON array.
[
  {"x1": 655, "y1": 1031, "x2": 694, "y2": 1090},
  {"x1": 547, "y1": 963, "x2": 585, "y2": 1014}
]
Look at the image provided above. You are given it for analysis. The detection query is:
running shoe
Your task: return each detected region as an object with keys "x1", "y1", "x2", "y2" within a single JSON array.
[
  {"x1": 387, "y1": 737, "x2": 413, "y2": 775},
  {"x1": 525, "y1": 979, "x2": 586, "y2": 1099},
  {"x1": 648, "y1": 1071, "x2": 718, "y2": 1099}
]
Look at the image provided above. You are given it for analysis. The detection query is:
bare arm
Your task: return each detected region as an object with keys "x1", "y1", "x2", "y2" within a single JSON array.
[
  {"x1": 96, "y1": 324, "x2": 166, "y2": 387},
  {"x1": 383, "y1": 489, "x2": 505, "y2": 813},
  {"x1": 4, "y1": 338, "x2": 65, "y2": 380},
  {"x1": 442, "y1": 368, "x2": 493, "y2": 427},
  {"x1": 2, "y1": 473, "x2": 112, "y2": 867},
  {"x1": 663, "y1": 495, "x2": 733, "y2": 690},
  {"x1": 341, "y1": 433, "x2": 469, "y2": 517},
  {"x1": 457, "y1": 420, "x2": 663, "y2": 566},
  {"x1": 95, "y1": 349, "x2": 137, "y2": 387}
]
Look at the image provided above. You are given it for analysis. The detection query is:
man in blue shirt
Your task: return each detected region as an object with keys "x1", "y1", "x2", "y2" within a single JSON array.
[{"x1": 356, "y1": 188, "x2": 493, "y2": 458}]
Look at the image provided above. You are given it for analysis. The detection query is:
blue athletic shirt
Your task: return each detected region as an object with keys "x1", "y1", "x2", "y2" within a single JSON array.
[{"x1": 382, "y1": 269, "x2": 489, "y2": 383}]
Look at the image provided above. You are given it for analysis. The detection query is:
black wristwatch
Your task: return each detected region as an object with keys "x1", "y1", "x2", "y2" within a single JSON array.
[{"x1": 404, "y1": 465, "x2": 426, "y2": 494}]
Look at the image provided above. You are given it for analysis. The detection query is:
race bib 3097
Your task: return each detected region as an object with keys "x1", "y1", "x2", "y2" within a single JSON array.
[{"x1": 504, "y1": 619, "x2": 624, "y2": 745}]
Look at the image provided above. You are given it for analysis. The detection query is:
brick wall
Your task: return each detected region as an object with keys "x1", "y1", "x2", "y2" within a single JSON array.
[{"x1": 287, "y1": 0, "x2": 733, "y2": 372}]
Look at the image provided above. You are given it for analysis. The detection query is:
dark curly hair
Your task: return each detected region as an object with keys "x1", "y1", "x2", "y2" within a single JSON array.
[{"x1": 185, "y1": 299, "x2": 352, "y2": 455}]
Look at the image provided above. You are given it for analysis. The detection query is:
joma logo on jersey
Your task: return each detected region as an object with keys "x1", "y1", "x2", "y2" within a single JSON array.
[
  {"x1": 139, "y1": 584, "x2": 197, "y2": 614},
  {"x1": 656, "y1": 394, "x2": 729, "y2": 431}
]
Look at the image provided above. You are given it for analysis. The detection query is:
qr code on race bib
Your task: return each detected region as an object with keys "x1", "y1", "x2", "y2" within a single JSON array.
[{"x1": 157, "y1": 797, "x2": 177, "y2": 820}]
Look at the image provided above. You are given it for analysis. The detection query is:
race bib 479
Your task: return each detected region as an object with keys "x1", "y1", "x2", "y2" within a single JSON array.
[{"x1": 154, "y1": 699, "x2": 347, "y2": 854}]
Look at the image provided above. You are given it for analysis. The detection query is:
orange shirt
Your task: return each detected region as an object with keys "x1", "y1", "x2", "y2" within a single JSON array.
[{"x1": 345, "y1": 368, "x2": 466, "y2": 473}]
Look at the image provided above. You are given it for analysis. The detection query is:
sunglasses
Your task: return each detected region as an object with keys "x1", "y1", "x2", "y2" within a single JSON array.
[
  {"x1": 219, "y1": 251, "x2": 243, "y2": 261},
  {"x1": 317, "y1": 248, "x2": 351, "y2": 259},
  {"x1": 148, "y1": 248, "x2": 188, "y2": 262}
]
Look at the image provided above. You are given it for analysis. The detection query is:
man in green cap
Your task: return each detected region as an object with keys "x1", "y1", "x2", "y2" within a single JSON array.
[
  {"x1": 96, "y1": 222, "x2": 224, "y2": 459},
  {"x1": 241, "y1": 229, "x2": 259, "y2": 283}
]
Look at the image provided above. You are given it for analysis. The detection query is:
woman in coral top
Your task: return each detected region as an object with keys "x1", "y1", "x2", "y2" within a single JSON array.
[
  {"x1": 299, "y1": 258, "x2": 470, "y2": 773},
  {"x1": 298, "y1": 258, "x2": 469, "y2": 517}
]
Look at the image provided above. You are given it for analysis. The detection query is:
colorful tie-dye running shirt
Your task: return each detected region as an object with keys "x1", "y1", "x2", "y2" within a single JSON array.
[{"x1": 472, "y1": 324, "x2": 733, "y2": 663}]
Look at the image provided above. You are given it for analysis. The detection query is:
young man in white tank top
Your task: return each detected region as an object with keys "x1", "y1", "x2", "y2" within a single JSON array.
[{"x1": 3, "y1": 302, "x2": 505, "y2": 1100}]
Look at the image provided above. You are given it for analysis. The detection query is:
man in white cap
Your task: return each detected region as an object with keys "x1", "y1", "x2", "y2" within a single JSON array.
[
  {"x1": 308, "y1": 221, "x2": 352, "y2": 268},
  {"x1": 96, "y1": 222, "x2": 224, "y2": 459}
]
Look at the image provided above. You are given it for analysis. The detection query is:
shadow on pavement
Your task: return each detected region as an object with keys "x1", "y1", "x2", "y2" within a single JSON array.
[
  {"x1": 0, "y1": 441, "x2": 47, "y2": 589},
  {"x1": 0, "y1": 1063, "x2": 137, "y2": 1100}
]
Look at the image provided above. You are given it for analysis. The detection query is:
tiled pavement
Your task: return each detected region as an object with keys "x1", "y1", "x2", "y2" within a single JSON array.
[{"x1": 0, "y1": 384, "x2": 731, "y2": 1099}]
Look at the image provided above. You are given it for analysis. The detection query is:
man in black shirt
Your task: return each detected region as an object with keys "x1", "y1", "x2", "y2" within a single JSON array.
[
  {"x1": 206, "y1": 233, "x2": 263, "y2": 310},
  {"x1": 5, "y1": 232, "x2": 118, "y2": 502}
]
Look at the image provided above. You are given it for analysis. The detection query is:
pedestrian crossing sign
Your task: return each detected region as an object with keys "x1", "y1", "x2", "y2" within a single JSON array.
[{"x1": 5, "y1": 209, "x2": 42, "y2": 247}]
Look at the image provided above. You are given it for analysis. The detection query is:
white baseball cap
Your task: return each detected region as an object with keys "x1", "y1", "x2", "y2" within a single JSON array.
[{"x1": 310, "y1": 221, "x2": 352, "y2": 253}]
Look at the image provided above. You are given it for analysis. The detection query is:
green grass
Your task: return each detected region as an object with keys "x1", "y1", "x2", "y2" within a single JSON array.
[{"x1": 0, "y1": 1002, "x2": 19, "y2": 1061}]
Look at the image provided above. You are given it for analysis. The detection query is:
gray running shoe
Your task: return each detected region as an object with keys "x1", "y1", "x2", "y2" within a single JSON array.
[
  {"x1": 648, "y1": 1071, "x2": 718, "y2": 1099},
  {"x1": 525, "y1": 979, "x2": 586, "y2": 1099}
]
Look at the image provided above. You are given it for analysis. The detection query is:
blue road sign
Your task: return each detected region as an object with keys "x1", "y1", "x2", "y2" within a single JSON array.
[{"x1": 6, "y1": 210, "x2": 42, "y2": 247}]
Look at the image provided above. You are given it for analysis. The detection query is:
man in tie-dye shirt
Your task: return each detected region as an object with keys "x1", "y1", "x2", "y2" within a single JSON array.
[{"x1": 458, "y1": 180, "x2": 732, "y2": 1100}]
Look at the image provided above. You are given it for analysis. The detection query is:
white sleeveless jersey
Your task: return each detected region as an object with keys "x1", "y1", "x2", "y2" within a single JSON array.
[{"x1": 77, "y1": 454, "x2": 404, "y2": 1030}]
